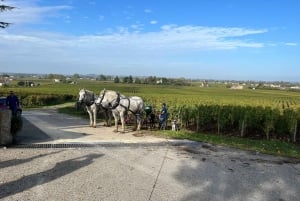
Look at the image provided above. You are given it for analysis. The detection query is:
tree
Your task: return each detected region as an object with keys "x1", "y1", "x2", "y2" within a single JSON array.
[
  {"x1": 123, "y1": 76, "x2": 129, "y2": 83},
  {"x1": 128, "y1": 75, "x2": 133, "y2": 83},
  {"x1": 114, "y1": 76, "x2": 120, "y2": 83},
  {"x1": 0, "y1": 0, "x2": 15, "y2": 28},
  {"x1": 17, "y1": 81, "x2": 25, "y2": 86},
  {"x1": 145, "y1": 76, "x2": 157, "y2": 84},
  {"x1": 72, "y1": 73, "x2": 80, "y2": 79},
  {"x1": 97, "y1": 74, "x2": 107, "y2": 81},
  {"x1": 135, "y1": 77, "x2": 141, "y2": 84}
]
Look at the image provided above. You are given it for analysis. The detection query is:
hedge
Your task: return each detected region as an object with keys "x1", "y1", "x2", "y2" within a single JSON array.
[{"x1": 21, "y1": 94, "x2": 76, "y2": 107}]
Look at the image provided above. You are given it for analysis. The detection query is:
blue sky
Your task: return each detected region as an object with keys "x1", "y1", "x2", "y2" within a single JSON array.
[{"x1": 0, "y1": 0, "x2": 299, "y2": 81}]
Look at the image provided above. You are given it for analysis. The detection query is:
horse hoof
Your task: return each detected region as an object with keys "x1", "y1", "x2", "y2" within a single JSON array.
[
  {"x1": 93, "y1": 126, "x2": 96, "y2": 128},
  {"x1": 113, "y1": 129, "x2": 118, "y2": 133},
  {"x1": 120, "y1": 131, "x2": 125, "y2": 134}
]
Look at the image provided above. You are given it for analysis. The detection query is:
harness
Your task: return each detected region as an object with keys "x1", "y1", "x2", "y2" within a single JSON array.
[
  {"x1": 83, "y1": 90, "x2": 95, "y2": 107},
  {"x1": 97, "y1": 90, "x2": 120, "y2": 109},
  {"x1": 99, "y1": 90, "x2": 138, "y2": 115},
  {"x1": 120, "y1": 97, "x2": 136, "y2": 114},
  {"x1": 111, "y1": 92, "x2": 121, "y2": 109}
]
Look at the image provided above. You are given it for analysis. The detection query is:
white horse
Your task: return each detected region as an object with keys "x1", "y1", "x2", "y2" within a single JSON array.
[
  {"x1": 78, "y1": 89, "x2": 112, "y2": 128},
  {"x1": 96, "y1": 89, "x2": 144, "y2": 133}
]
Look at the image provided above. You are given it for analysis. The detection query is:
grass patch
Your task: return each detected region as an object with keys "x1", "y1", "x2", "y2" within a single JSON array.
[
  {"x1": 153, "y1": 130, "x2": 300, "y2": 159},
  {"x1": 57, "y1": 106, "x2": 87, "y2": 118}
]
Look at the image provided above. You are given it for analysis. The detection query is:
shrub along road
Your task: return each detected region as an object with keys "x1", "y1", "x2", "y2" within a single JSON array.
[{"x1": 0, "y1": 108, "x2": 299, "y2": 201}]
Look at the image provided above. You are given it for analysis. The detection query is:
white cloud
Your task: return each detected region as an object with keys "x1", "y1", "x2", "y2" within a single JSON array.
[
  {"x1": 284, "y1": 42, "x2": 297, "y2": 46},
  {"x1": 150, "y1": 20, "x2": 157, "y2": 25},
  {"x1": 0, "y1": 0, "x2": 72, "y2": 25},
  {"x1": 8, "y1": 24, "x2": 266, "y2": 49},
  {"x1": 144, "y1": 9, "x2": 152, "y2": 13}
]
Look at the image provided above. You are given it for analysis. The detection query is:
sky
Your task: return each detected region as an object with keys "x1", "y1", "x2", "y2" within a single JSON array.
[{"x1": 0, "y1": 0, "x2": 299, "y2": 82}]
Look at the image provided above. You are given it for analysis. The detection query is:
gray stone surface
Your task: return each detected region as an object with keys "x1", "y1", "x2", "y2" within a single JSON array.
[{"x1": 0, "y1": 110, "x2": 12, "y2": 145}]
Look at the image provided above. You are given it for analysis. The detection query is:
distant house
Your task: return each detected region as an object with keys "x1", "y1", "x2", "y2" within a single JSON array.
[
  {"x1": 0, "y1": 77, "x2": 10, "y2": 86},
  {"x1": 230, "y1": 85, "x2": 244, "y2": 90},
  {"x1": 270, "y1": 84, "x2": 281, "y2": 88},
  {"x1": 53, "y1": 79, "x2": 60, "y2": 83},
  {"x1": 156, "y1": 79, "x2": 163, "y2": 84},
  {"x1": 291, "y1": 86, "x2": 300, "y2": 90}
]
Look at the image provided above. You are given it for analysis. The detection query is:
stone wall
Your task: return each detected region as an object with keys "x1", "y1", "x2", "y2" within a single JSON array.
[{"x1": 0, "y1": 110, "x2": 12, "y2": 145}]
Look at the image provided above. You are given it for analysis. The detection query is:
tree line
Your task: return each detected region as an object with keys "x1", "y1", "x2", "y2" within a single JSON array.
[
  {"x1": 44, "y1": 73, "x2": 189, "y2": 86},
  {"x1": 113, "y1": 75, "x2": 189, "y2": 86}
]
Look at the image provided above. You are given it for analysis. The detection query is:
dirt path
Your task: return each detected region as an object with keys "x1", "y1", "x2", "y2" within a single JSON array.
[{"x1": 16, "y1": 108, "x2": 181, "y2": 145}]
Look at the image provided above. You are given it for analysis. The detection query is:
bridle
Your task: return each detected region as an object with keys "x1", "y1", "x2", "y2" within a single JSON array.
[{"x1": 80, "y1": 89, "x2": 95, "y2": 106}]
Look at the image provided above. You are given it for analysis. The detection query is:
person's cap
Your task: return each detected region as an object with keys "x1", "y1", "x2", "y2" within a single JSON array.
[{"x1": 10, "y1": 91, "x2": 14, "y2": 94}]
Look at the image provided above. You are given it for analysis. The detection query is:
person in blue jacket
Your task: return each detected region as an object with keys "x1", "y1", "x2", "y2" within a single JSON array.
[
  {"x1": 159, "y1": 103, "x2": 168, "y2": 130},
  {"x1": 6, "y1": 91, "x2": 20, "y2": 116}
]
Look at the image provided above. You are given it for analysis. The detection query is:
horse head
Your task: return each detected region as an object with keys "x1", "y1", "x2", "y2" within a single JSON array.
[
  {"x1": 78, "y1": 88, "x2": 86, "y2": 104},
  {"x1": 78, "y1": 89, "x2": 95, "y2": 106}
]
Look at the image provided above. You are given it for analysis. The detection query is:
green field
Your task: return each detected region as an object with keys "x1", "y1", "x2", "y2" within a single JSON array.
[{"x1": 2, "y1": 78, "x2": 300, "y2": 111}]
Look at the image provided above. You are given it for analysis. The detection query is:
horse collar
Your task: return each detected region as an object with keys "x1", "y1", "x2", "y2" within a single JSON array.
[
  {"x1": 111, "y1": 92, "x2": 121, "y2": 109},
  {"x1": 84, "y1": 91, "x2": 95, "y2": 106}
]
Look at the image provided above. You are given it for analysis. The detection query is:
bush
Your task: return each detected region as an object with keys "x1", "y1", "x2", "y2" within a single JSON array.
[{"x1": 22, "y1": 94, "x2": 76, "y2": 107}]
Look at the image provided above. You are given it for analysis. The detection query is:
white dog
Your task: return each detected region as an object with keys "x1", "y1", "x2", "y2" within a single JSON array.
[{"x1": 171, "y1": 120, "x2": 179, "y2": 131}]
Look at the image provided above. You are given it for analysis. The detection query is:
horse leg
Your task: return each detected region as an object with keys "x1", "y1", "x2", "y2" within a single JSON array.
[
  {"x1": 103, "y1": 110, "x2": 108, "y2": 126},
  {"x1": 120, "y1": 111, "x2": 126, "y2": 133},
  {"x1": 87, "y1": 107, "x2": 93, "y2": 127},
  {"x1": 112, "y1": 111, "x2": 119, "y2": 132},
  {"x1": 92, "y1": 109, "x2": 97, "y2": 128},
  {"x1": 108, "y1": 110, "x2": 112, "y2": 127},
  {"x1": 136, "y1": 114, "x2": 142, "y2": 131},
  {"x1": 105, "y1": 109, "x2": 111, "y2": 127},
  {"x1": 132, "y1": 114, "x2": 138, "y2": 131}
]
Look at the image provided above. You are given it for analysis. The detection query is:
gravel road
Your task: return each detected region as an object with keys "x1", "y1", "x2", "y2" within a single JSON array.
[{"x1": 0, "y1": 109, "x2": 299, "y2": 201}]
